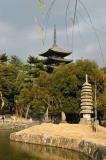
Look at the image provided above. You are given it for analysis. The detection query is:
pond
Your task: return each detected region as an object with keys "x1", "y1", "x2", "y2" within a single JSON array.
[{"x1": 0, "y1": 129, "x2": 93, "y2": 160}]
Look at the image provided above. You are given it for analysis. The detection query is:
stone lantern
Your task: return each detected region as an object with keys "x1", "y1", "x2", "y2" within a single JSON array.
[{"x1": 80, "y1": 74, "x2": 93, "y2": 124}]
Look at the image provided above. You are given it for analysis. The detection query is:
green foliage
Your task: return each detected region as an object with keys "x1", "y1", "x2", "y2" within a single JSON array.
[
  {"x1": 27, "y1": 55, "x2": 43, "y2": 65},
  {"x1": 9, "y1": 55, "x2": 22, "y2": 66},
  {"x1": 37, "y1": 71, "x2": 51, "y2": 87},
  {"x1": 98, "y1": 93, "x2": 106, "y2": 119},
  {"x1": 27, "y1": 55, "x2": 45, "y2": 71},
  {"x1": 102, "y1": 67, "x2": 106, "y2": 73},
  {"x1": 27, "y1": 55, "x2": 39, "y2": 64},
  {"x1": 0, "y1": 53, "x2": 8, "y2": 63},
  {"x1": 0, "y1": 63, "x2": 18, "y2": 112},
  {"x1": 0, "y1": 55, "x2": 105, "y2": 120},
  {"x1": 49, "y1": 60, "x2": 105, "y2": 113}
]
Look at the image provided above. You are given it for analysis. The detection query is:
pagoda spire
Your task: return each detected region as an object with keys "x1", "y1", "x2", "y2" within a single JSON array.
[
  {"x1": 86, "y1": 74, "x2": 88, "y2": 83},
  {"x1": 53, "y1": 24, "x2": 57, "y2": 46}
]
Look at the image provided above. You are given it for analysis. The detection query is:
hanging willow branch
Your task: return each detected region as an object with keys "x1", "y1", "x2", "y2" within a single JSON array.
[
  {"x1": 71, "y1": 0, "x2": 78, "y2": 54},
  {"x1": 34, "y1": 17, "x2": 44, "y2": 45},
  {"x1": 65, "y1": 0, "x2": 72, "y2": 48},
  {"x1": 79, "y1": 0, "x2": 105, "y2": 67},
  {"x1": 44, "y1": 0, "x2": 57, "y2": 44},
  {"x1": 38, "y1": 0, "x2": 45, "y2": 15}
]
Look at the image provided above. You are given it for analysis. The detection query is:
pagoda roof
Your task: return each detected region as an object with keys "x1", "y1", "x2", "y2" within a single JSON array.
[
  {"x1": 51, "y1": 44, "x2": 71, "y2": 54},
  {"x1": 40, "y1": 25, "x2": 72, "y2": 58},
  {"x1": 40, "y1": 44, "x2": 72, "y2": 57}
]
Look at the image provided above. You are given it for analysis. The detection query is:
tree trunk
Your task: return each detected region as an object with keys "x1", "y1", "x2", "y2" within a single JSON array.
[
  {"x1": 15, "y1": 105, "x2": 19, "y2": 117},
  {"x1": 25, "y1": 104, "x2": 30, "y2": 119},
  {"x1": 19, "y1": 107, "x2": 23, "y2": 118},
  {"x1": 44, "y1": 107, "x2": 49, "y2": 122}
]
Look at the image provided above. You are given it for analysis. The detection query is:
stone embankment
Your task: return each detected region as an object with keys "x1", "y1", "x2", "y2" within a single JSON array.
[
  {"x1": 10, "y1": 123, "x2": 106, "y2": 160},
  {"x1": 0, "y1": 115, "x2": 40, "y2": 130}
]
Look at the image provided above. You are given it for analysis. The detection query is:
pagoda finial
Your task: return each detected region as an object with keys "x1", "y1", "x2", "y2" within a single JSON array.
[
  {"x1": 86, "y1": 74, "x2": 88, "y2": 83},
  {"x1": 53, "y1": 24, "x2": 57, "y2": 46}
]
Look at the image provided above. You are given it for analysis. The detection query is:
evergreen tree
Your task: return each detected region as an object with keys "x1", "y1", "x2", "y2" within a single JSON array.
[{"x1": 0, "y1": 53, "x2": 8, "y2": 63}]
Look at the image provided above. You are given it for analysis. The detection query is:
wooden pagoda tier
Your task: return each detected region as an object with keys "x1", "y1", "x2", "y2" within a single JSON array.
[
  {"x1": 40, "y1": 44, "x2": 71, "y2": 58},
  {"x1": 39, "y1": 25, "x2": 72, "y2": 72}
]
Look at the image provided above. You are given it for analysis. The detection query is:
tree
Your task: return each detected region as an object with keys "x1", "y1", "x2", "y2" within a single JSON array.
[
  {"x1": 27, "y1": 55, "x2": 45, "y2": 70},
  {"x1": 102, "y1": 67, "x2": 106, "y2": 73},
  {"x1": 9, "y1": 55, "x2": 22, "y2": 66},
  {"x1": 98, "y1": 94, "x2": 106, "y2": 120},
  {"x1": 0, "y1": 63, "x2": 19, "y2": 113},
  {"x1": 0, "y1": 53, "x2": 8, "y2": 63},
  {"x1": 0, "y1": 53, "x2": 105, "y2": 121},
  {"x1": 49, "y1": 60, "x2": 105, "y2": 114},
  {"x1": 15, "y1": 87, "x2": 33, "y2": 118},
  {"x1": 27, "y1": 55, "x2": 39, "y2": 65},
  {"x1": 97, "y1": 68, "x2": 106, "y2": 120}
]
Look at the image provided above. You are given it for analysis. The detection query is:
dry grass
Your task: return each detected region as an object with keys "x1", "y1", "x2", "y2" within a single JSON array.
[{"x1": 16, "y1": 123, "x2": 106, "y2": 146}]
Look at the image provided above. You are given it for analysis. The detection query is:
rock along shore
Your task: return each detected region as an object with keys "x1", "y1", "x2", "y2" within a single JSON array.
[
  {"x1": 10, "y1": 123, "x2": 106, "y2": 160},
  {"x1": 0, "y1": 115, "x2": 40, "y2": 130}
]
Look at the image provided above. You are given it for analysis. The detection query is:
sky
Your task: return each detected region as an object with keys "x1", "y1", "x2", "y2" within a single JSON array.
[{"x1": 0, "y1": 0, "x2": 106, "y2": 66}]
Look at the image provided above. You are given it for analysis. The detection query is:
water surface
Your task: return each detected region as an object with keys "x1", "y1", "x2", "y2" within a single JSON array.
[{"x1": 0, "y1": 130, "x2": 92, "y2": 160}]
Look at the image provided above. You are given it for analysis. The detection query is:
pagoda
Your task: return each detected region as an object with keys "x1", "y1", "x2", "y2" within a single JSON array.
[
  {"x1": 80, "y1": 74, "x2": 94, "y2": 124},
  {"x1": 40, "y1": 26, "x2": 72, "y2": 72}
]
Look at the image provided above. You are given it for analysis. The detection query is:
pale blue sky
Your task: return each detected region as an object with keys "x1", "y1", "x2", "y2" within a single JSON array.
[{"x1": 0, "y1": 0, "x2": 106, "y2": 66}]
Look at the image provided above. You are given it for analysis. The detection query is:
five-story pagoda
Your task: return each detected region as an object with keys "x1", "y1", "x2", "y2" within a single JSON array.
[{"x1": 40, "y1": 26, "x2": 72, "y2": 72}]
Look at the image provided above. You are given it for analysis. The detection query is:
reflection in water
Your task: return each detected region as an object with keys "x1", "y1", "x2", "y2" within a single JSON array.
[
  {"x1": 10, "y1": 140, "x2": 91, "y2": 160},
  {"x1": 0, "y1": 130, "x2": 92, "y2": 160}
]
